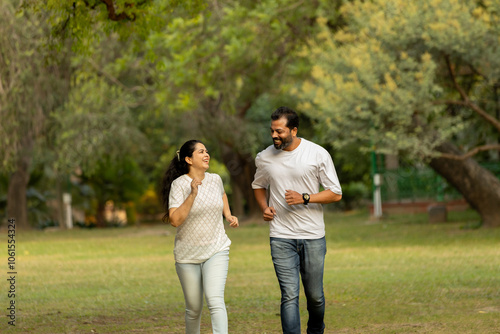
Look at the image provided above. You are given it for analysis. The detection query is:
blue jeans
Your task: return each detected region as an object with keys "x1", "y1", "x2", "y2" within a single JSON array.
[
  {"x1": 270, "y1": 237, "x2": 326, "y2": 334},
  {"x1": 175, "y1": 249, "x2": 229, "y2": 334}
]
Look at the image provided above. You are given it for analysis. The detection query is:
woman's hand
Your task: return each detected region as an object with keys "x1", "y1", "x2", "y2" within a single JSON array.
[
  {"x1": 226, "y1": 215, "x2": 239, "y2": 228},
  {"x1": 222, "y1": 193, "x2": 238, "y2": 227},
  {"x1": 169, "y1": 178, "x2": 202, "y2": 228},
  {"x1": 190, "y1": 178, "x2": 202, "y2": 196}
]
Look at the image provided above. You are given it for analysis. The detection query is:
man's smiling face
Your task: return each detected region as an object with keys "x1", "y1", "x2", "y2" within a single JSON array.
[{"x1": 270, "y1": 117, "x2": 296, "y2": 151}]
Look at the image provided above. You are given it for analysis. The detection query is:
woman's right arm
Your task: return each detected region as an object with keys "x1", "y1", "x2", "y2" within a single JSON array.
[{"x1": 169, "y1": 178, "x2": 201, "y2": 227}]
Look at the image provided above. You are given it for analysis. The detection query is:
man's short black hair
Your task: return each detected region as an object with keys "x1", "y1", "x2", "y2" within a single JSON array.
[{"x1": 271, "y1": 106, "x2": 299, "y2": 130}]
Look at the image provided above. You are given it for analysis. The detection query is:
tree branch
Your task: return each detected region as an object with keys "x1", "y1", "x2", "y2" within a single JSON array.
[
  {"x1": 444, "y1": 54, "x2": 500, "y2": 132},
  {"x1": 439, "y1": 144, "x2": 500, "y2": 160},
  {"x1": 88, "y1": 59, "x2": 128, "y2": 90},
  {"x1": 0, "y1": 75, "x2": 4, "y2": 95},
  {"x1": 432, "y1": 100, "x2": 468, "y2": 107},
  {"x1": 99, "y1": 0, "x2": 136, "y2": 21},
  {"x1": 237, "y1": 101, "x2": 252, "y2": 118},
  {"x1": 83, "y1": 1, "x2": 98, "y2": 10},
  {"x1": 276, "y1": 0, "x2": 306, "y2": 14},
  {"x1": 87, "y1": 59, "x2": 149, "y2": 108}
]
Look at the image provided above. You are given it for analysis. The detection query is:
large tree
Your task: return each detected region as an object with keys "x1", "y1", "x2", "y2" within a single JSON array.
[
  {"x1": 0, "y1": 1, "x2": 70, "y2": 229},
  {"x1": 299, "y1": 0, "x2": 500, "y2": 226},
  {"x1": 1, "y1": 1, "x2": 154, "y2": 228}
]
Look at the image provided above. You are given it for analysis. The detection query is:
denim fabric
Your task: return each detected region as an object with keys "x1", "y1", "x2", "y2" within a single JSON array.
[
  {"x1": 175, "y1": 249, "x2": 229, "y2": 334},
  {"x1": 270, "y1": 237, "x2": 326, "y2": 334}
]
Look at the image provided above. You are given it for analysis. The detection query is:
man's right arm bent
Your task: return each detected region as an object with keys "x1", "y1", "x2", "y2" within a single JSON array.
[{"x1": 254, "y1": 188, "x2": 276, "y2": 221}]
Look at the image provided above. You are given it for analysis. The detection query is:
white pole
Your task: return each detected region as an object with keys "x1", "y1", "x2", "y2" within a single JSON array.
[
  {"x1": 62, "y1": 193, "x2": 73, "y2": 229},
  {"x1": 373, "y1": 173, "x2": 383, "y2": 218}
]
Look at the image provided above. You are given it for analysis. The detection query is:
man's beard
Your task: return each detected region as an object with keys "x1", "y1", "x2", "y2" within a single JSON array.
[{"x1": 273, "y1": 135, "x2": 293, "y2": 150}]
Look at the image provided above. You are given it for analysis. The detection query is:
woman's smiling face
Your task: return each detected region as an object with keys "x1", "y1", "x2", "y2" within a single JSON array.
[{"x1": 186, "y1": 143, "x2": 210, "y2": 171}]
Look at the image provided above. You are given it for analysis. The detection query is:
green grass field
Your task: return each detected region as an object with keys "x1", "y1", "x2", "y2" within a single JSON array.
[{"x1": 4, "y1": 209, "x2": 500, "y2": 333}]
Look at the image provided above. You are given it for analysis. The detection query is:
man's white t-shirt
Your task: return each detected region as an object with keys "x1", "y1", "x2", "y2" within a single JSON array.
[
  {"x1": 252, "y1": 138, "x2": 342, "y2": 239},
  {"x1": 169, "y1": 173, "x2": 231, "y2": 263}
]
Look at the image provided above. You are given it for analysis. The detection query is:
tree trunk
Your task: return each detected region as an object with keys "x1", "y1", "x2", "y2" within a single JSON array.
[
  {"x1": 220, "y1": 144, "x2": 261, "y2": 220},
  {"x1": 230, "y1": 178, "x2": 244, "y2": 217},
  {"x1": 96, "y1": 201, "x2": 107, "y2": 228},
  {"x1": 7, "y1": 153, "x2": 32, "y2": 229},
  {"x1": 429, "y1": 142, "x2": 500, "y2": 227}
]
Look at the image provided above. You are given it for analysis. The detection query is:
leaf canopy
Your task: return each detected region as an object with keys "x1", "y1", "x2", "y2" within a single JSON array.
[{"x1": 299, "y1": 0, "x2": 500, "y2": 160}]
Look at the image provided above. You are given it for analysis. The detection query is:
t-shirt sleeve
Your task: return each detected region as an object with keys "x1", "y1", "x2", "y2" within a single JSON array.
[
  {"x1": 251, "y1": 153, "x2": 269, "y2": 189},
  {"x1": 318, "y1": 152, "x2": 342, "y2": 195},
  {"x1": 169, "y1": 178, "x2": 185, "y2": 209}
]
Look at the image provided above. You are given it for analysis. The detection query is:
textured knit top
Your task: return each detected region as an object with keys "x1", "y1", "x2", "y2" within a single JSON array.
[{"x1": 169, "y1": 173, "x2": 231, "y2": 263}]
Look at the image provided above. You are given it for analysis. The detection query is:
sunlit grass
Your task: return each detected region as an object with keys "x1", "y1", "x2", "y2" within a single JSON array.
[{"x1": 8, "y1": 209, "x2": 500, "y2": 333}]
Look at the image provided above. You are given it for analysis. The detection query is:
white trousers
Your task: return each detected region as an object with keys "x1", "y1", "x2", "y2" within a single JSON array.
[{"x1": 175, "y1": 249, "x2": 229, "y2": 334}]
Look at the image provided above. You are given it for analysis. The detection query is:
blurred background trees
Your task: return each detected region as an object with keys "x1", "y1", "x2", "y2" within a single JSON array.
[
  {"x1": 1, "y1": 0, "x2": 499, "y2": 228},
  {"x1": 0, "y1": 1, "x2": 71, "y2": 229},
  {"x1": 299, "y1": 0, "x2": 500, "y2": 226}
]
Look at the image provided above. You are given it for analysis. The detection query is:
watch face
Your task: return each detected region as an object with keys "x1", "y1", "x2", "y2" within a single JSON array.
[{"x1": 303, "y1": 194, "x2": 310, "y2": 200}]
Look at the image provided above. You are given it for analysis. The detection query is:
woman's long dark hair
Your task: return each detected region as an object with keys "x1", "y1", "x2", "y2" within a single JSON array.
[{"x1": 160, "y1": 140, "x2": 202, "y2": 223}]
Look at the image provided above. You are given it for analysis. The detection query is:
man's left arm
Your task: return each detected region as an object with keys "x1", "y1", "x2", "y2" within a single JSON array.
[{"x1": 285, "y1": 189, "x2": 342, "y2": 205}]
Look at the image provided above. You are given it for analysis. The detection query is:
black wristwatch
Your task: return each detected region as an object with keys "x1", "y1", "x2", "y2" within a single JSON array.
[{"x1": 302, "y1": 193, "x2": 310, "y2": 205}]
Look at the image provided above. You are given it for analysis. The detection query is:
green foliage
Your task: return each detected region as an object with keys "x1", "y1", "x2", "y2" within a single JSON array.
[
  {"x1": 51, "y1": 73, "x2": 148, "y2": 175},
  {"x1": 299, "y1": 0, "x2": 500, "y2": 160},
  {"x1": 146, "y1": 0, "x2": 344, "y2": 157},
  {"x1": 26, "y1": 187, "x2": 56, "y2": 229},
  {"x1": 335, "y1": 181, "x2": 370, "y2": 210},
  {"x1": 75, "y1": 156, "x2": 148, "y2": 211},
  {"x1": 8, "y1": 0, "x2": 499, "y2": 224},
  {"x1": 0, "y1": 0, "x2": 69, "y2": 172},
  {"x1": 27, "y1": 0, "x2": 207, "y2": 54},
  {"x1": 136, "y1": 185, "x2": 162, "y2": 216}
]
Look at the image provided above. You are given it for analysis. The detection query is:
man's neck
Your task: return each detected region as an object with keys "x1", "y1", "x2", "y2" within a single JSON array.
[{"x1": 283, "y1": 137, "x2": 301, "y2": 151}]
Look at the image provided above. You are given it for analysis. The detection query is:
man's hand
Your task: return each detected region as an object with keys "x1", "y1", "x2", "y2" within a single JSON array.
[
  {"x1": 285, "y1": 190, "x2": 304, "y2": 205},
  {"x1": 263, "y1": 206, "x2": 276, "y2": 221}
]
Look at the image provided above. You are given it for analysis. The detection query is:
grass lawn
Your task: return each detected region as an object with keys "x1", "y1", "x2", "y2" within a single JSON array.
[{"x1": 4, "y1": 209, "x2": 500, "y2": 333}]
